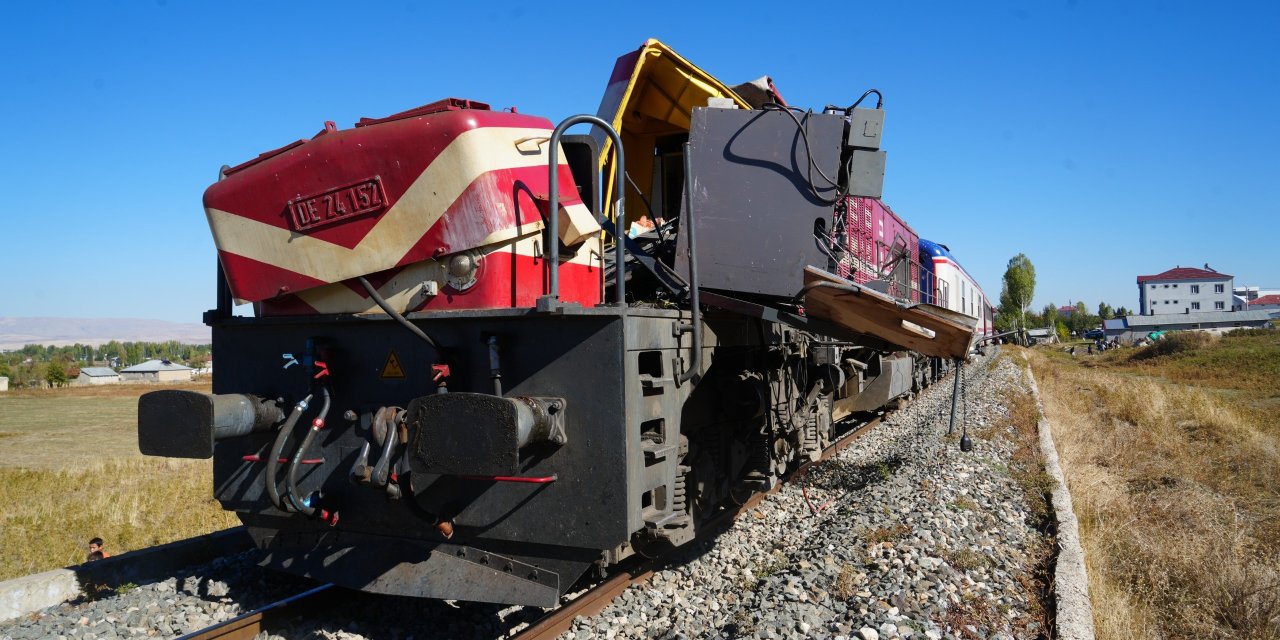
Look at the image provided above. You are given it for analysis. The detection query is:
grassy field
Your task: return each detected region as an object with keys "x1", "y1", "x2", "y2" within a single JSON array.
[
  {"x1": 0, "y1": 381, "x2": 239, "y2": 581},
  {"x1": 1026, "y1": 330, "x2": 1280, "y2": 639}
]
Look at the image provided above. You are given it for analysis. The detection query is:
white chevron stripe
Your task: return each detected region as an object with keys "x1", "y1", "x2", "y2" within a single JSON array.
[
  {"x1": 207, "y1": 126, "x2": 600, "y2": 287},
  {"x1": 293, "y1": 232, "x2": 603, "y2": 314}
]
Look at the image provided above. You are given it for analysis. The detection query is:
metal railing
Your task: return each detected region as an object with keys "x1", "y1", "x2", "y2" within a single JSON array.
[{"x1": 542, "y1": 115, "x2": 626, "y2": 309}]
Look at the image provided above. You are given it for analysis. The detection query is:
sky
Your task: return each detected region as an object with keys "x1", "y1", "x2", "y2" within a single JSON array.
[{"x1": 0, "y1": 0, "x2": 1276, "y2": 323}]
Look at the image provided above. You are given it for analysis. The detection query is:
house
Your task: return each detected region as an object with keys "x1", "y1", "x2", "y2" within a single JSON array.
[
  {"x1": 76, "y1": 367, "x2": 121, "y2": 386},
  {"x1": 119, "y1": 359, "x2": 194, "y2": 383},
  {"x1": 1026, "y1": 327, "x2": 1058, "y2": 345},
  {"x1": 1103, "y1": 309, "x2": 1275, "y2": 342},
  {"x1": 1243, "y1": 294, "x2": 1280, "y2": 311},
  {"x1": 1136, "y1": 264, "x2": 1233, "y2": 315},
  {"x1": 1057, "y1": 305, "x2": 1075, "y2": 317},
  {"x1": 0, "y1": 376, "x2": 8, "y2": 392}
]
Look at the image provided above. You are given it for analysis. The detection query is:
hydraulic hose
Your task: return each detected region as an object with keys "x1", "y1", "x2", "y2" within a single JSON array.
[
  {"x1": 357, "y1": 276, "x2": 441, "y2": 352},
  {"x1": 266, "y1": 394, "x2": 312, "y2": 512},
  {"x1": 286, "y1": 385, "x2": 330, "y2": 517}
]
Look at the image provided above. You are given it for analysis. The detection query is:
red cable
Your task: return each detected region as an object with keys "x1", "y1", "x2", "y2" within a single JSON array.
[{"x1": 455, "y1": 474, "x2": 557, "y2": 484}]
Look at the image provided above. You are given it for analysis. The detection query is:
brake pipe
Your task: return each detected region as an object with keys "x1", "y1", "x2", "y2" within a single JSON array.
[
  {"x1": 243, "y1": 455, "x2": 324, "y2": 464},
  {"x1": 266, "y1": 394, "x2": 312, "y2": 512},
  {"x1": 454, "y1": 474, "x2": 558, "y2": 484},
  {"x1": 286, "y1": 385, "x2": 331, "y2": 519}
]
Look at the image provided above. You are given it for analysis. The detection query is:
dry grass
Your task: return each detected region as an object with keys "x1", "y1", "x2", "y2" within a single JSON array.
[
  {"x1": 0, "y1": 458, "x2": 238, "y2": 580},
  {"x1": 1029, "y1": 341, "x2": 1280, "y2": 639},
  {"x1": 1085, "y1": 329, "x2": 1280, "y2": 398},
  {"x1": 0, "y1": 381, "x2": 236, "y2": 581},
  {"x1": 0, "y1": 380, "x2": 211, "y2": 470}
]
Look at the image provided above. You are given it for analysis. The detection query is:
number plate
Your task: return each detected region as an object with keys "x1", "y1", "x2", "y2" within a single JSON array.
[{"x1": 287, "y1": 177, "x2": 388, "y2": 232}]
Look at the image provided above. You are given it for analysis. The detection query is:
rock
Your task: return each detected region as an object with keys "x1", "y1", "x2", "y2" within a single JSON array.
[{"x1": 857, "y1": 628, "x2": 880, "y2": 640}]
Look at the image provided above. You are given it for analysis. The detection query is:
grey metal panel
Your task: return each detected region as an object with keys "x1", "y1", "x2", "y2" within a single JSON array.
[
  {"x1": 679, "y1": 108, "x2": 845, "y2": 300},
  {"x1": 846, "y1": 149, "x2": 886, "y2": 198},
  {"x1": 846, "y1": 108, "x2": 885, "y2": 150}
]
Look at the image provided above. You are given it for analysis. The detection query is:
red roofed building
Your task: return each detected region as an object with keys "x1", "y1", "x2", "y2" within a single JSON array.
[
  {"x1": 1246, "y1": 294, "x2": 1280, "y2": 310},
  {"x1": 1137, "y1": 264, "x2": 1233, "y2": 315}
]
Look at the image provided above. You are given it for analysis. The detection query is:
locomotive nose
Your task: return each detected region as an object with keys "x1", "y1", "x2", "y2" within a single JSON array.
[{"x1": 138, "y1": 390, "x2": 285, "y2": 459}]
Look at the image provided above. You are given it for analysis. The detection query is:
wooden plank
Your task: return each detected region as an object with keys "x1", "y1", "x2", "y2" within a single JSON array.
[{"x1": 802, "y1": 267, "x2": 976, "y2": 359}]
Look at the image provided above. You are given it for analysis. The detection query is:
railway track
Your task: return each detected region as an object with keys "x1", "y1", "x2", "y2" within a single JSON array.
[
  {"x1": 512, "y1": 413, "x2": 885, "y2": 640},
  {"x1": 175, "y1": 583, "x2": 334, "y2": 640},
  {"x1": 174, "y1": 413, "x2": 887, "y2": 640}
]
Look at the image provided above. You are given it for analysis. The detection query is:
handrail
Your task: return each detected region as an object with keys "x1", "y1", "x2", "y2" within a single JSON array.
[
  {"x1": 543, "y1": 115, "x2": 626, "y2": 309},
  {"x1": 676, "y1": 142, "x2": 701, "y2": 384}
]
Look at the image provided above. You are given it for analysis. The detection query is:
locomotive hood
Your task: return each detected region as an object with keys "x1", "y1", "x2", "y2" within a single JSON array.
[{"x1": 204, "y1": 99, "x2": 600, "y2": 308}]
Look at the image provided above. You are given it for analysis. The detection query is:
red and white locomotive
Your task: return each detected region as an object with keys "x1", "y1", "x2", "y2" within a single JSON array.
[{"x1": 139, "y1": 40, "x2": 983, "y2": 606}]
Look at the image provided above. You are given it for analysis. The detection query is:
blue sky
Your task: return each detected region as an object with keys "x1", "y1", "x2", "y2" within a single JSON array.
[{"x1": 0, "y1": 1, "x2": 1276, "y2": 322}]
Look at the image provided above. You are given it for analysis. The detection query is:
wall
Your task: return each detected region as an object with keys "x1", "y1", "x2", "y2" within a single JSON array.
[{"x1": 1141, "y1": 276, "x2": 1233, "y2": 315}]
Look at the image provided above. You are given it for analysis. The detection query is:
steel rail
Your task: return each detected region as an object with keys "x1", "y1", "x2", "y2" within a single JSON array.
[
  {"x1": 514, "y1": 412, "x2": 887, "y2": 640},
  {"x1": 175, "y1": 583, "x2": 334, "y2": 640}
]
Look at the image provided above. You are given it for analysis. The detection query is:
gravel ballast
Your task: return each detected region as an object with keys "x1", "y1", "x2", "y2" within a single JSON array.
[
  {"x1": 0, "y1": 349, "x2": 1053, "y2": 640},
  {"x1": 562, "y1": 349, "x2": 1052, "y2": 640}
]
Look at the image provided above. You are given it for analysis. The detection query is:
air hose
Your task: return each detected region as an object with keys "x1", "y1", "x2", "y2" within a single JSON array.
[
  {"x1": 286, "y1": 385, "x2": 333, "y2": 522},
  {"x1": 266, "y1": 393, "x2": 312, "y2": 512}
]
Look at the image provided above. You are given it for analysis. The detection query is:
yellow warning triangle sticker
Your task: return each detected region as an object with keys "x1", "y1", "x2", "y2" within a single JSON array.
[{"x1": 380, "y1": 350, "x2": 406, "y2": 379}]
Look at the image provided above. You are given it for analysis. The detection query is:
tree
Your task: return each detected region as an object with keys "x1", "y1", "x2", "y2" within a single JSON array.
[
  {"x1": 1098, "y1": 302, "x2": 1114, "y2": 320},
  {"x1": 1041, "y1": 303, "x2": 1059, "y2": 329},
  {"x1": 1115, "y1": 305, "x2": 1130, "y2": 317},
  {"x1": 45, "y1": 362, "x2": 68, "y2": 388},
  {"x1": 1056, "y1": 321, "x2": 1070, "y2": 342},
  {"x1": 999, "y1": 254, "x2": 1037, "y2": 330},
  {"x1": 1068, "y1": 301, "x2": 1093, "y2": 334}
]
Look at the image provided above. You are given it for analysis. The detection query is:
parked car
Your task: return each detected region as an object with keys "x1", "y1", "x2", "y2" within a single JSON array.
[{"x1": 1084, "y1": 328, "x2": 1105, "y2": 339}]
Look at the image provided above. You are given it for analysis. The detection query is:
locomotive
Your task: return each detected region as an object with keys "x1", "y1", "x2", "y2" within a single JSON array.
[{"x1": 138, "y1": 40, "x2": 985, "y2": 607}]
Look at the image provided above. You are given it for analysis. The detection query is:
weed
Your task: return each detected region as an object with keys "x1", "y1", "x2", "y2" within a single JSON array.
[
  {"x1": 940, "y1": 592, "x2": 1001, "y2": 639},
  {"x1": 835, "y1": 564, "x2": 859, "y2": 600},
  {"x1": 864, "y1": 523, "x2": 911, "y2": 545},
  {"x1": 756, "y1": 549, "x2": 789, "y2": 578},
  {"x1": 941, "y1": 548, "x2": 988, "y2": 572},
  {"x1": 947, "y1": 496, "x2": 977, "y2": 512}
]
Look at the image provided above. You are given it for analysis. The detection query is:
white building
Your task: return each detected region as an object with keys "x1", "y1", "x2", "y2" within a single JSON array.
[
  {"x1": 119, "y1": 359, "x2": 194, "y2": 383},
  {"x1": 1243, "y1": 294, "x2": 1280, "y2": 311},
  {"x1": 1233, "y1": 287, "x2": 1280, "y2": 310},
  {"x1": 76, "y1": 367, "x2": 121, "y2": 386},
  {"x1": 1137, "y1": 265, "x2": 1233, "y2": 315},
  {"x1": 0, "y1": 376, "x2": 8, "y2": 392}
]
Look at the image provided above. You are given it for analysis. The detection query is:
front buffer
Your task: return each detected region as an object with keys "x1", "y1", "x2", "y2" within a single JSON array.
[{"x1": 141, "y1": 308, "x2": 645, "y2": 607}]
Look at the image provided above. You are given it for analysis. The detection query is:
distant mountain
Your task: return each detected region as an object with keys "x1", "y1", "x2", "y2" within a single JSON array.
[{"x1": 0, "y1": 317, "x2": 211, "y2": 350}]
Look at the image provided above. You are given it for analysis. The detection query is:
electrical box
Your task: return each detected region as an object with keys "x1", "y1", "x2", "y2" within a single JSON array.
[
  {"x1": 846, "y1": 149, "x2": 886, "y2": 199},
  {"x1": 845, "y1": 108, "x2": 884, "y2": 150}
]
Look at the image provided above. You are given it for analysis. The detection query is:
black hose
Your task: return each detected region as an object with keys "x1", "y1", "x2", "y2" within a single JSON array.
[
  {"x1": 761, "y1": 103, "x2": 847, "y2": 205},
  {"x1": 357, "y1": 276, "x2": 441, "y2": 352},
  {"x1": 266, "y1": 394, "x2": 312, "y2": 512},
  {"x1": 286, "y1": 386, "x2": 330, "y2": 516},
  {"x1": 847, "y1": 89, "x2": 884, "y2": 111}
]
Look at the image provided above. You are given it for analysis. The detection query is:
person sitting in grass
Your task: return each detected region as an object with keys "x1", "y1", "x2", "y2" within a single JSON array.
[{"x1": 87, "y1": 537, "x2": 110, "y2": 561}]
